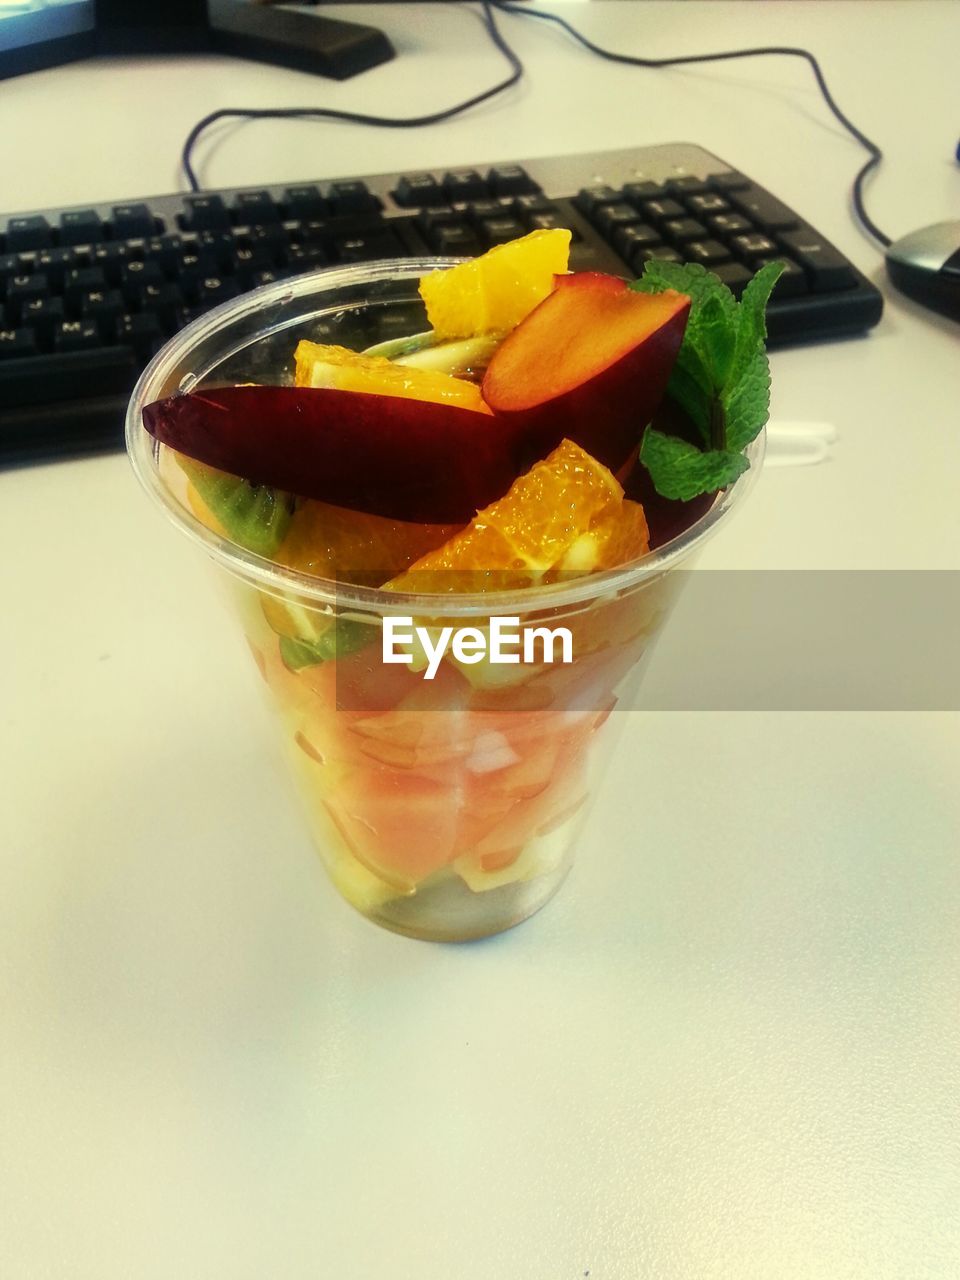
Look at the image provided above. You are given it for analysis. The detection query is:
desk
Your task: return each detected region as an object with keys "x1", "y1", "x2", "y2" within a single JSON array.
[{"x1": 1, "y1": 4, "x2": 958, "y2": 1276}]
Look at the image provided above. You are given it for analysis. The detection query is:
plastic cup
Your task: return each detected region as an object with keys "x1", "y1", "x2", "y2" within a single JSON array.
[{"x1": 126, "y1": 259, "x2": 762, "y2": 942}]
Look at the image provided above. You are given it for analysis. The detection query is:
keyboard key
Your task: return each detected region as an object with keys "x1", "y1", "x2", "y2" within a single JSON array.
[
  {"x1": 526, "y1": 211, "x2": 576, "y2": 236},
  {"x1": 731, "y1": 232, "x2": 779, "y2": 262},
  {"x1": 181, "y1": 195, "x2": 231, "y2": 231},
  {"x1": 487, "y1": 165, "x2": 536, "y2": 196},
  {"x1": 195, "y1": 276, "x2": 241, "y2": 307},
  {"x1": 686, "y1": 193, "x2": 730, "y2": 216},
  {"x1": 283, "y1": 185, "x2": 328, "y2": 219},
  {"x1": 6, "y1": 273, "x2": 48, "y2": 308},
  {"x1": 595, "y1": 202, "x2": 641, "y2": 235},
  {"x1": 332, "y1": 230, "x2": 404, "y2": 262},
  {"x1": 175, "y1": 251, "x2": 219, "y2": 288},
  {"x1": 233, "y1": 244, "x2": 275, "y2": 274},
  {"x1": 478, "y1": 217, "x2": 527, "y2": 247},
  {"x1": 112, "y1": 203, "x2": 156, "y2": 239},
  {"x1": 0, "y1": 253, "x2": 19, "y2": 280},
  {"x1": 243, "y1": 225, "x2": 289, "y2": 257},
  {"x1": 754, "y1": 255, "x2": 808, "y2": 297},
  {"x1": 54, "y1": 320, "x2": 103, "y2": 352},
  {"x1": 682, "y1": 239, "x2": 732, "y2": 266},
  {"x1": 613, "y1": 223, "x2": 661, "y2": 260},
  {"x1": 79, "y1": 289, "x2": 125, "y2": 334},
  {"x1": 623, "y1": 181, "x2": 668, "y2": 204},
  {"x1": 194, "y1": 229, "x2": 239, "y2": 270},
  {"x1": 663, "y1": 218, "x2": 707, "y2": 243},
  {"x1": 778, "y1": 230, "x2": 858, "y2": 291},
  {"x1": 708, "y1": 212, "x2": 751, "y2": 238},
  {"x1": 120, "y1": 259, "x2": 165, "y2": 300},
  {"x1": 22, "y1": 296, "x2": 65, "y2": 340},
  {"x1": 467, "y1": 200, "x2": 505, "y2": 224},
  {"x1": 115, "y1": 312, "x2": 164, "y2": 357},
  {"x1": 0, "y1": 327, "x2": 38, "y2": 359},
  {"x1": 243, "y1": 268, "x2": 285, "y2": 290},
  {"x1": 641, "y1": 198, "x2": 686, "y2": 224},
  {"x1": 90, "y1": 243, "x2": 130, "y2": 284},
  {"x1": 34, "y1": 248, "x2": 77, "y2": 288},
  {"x1": 574, "y1": 186, "x2": 622, "y2": 217},
  {"x1": 6, "y1": 216, "x2": 52, "y2": 252},
  {"x1": 147, "y1": 234, "x2": 185, "y2": 272},
  {"x1": 707, "y1": 171, "x2": 751, "y2": 192},
  {"x1": 667, "y1": 176, "x2": 708, "y2": 195},
  {"x1": 711, "y1": 261, "x2": 753, "y2": 296},
  {"x1": 442, "y1": 170, "x2": 487, "y2": 202},
  {"x1": 136, "y1": 281, "x2": 186, "y2": 323},
  {"x1": 729, "y1": 187, "x2": 799, "y2": 232},
  {"x1": 511, "y1": 194, "x2": 552, "y2": 216},
  {"x1": 60, "y1": 210, "x2": 104, "y2": 245},
  {"x1": 327, "y1": 181, "x2": 381, "y2": 215},
  {"x1": 232, "y1": 191, "x2": 280, "y2": 225},
  {"x1": 433, "y1": 225, "x2": 481, "y2": 255},
  {"x1": 284, "y1": 246, "x2": 329, "y2": 274},
  {"x1": 634, "y1": 245, "x2": 684, "y2": 265},
  {"x1": 393, "y1": 174, "x2": 444, "y2": 208},
  {"x1": 64, "y1": 266, "x2": 107, "y2": 305},
  {"x1": 415, "y1": 207, "x2": 460, "y2": 237}
]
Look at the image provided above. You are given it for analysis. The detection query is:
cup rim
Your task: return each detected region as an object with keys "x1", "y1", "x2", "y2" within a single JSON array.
[{"x1": 126, "y1": 258, "x2": 764, "y2": 618}]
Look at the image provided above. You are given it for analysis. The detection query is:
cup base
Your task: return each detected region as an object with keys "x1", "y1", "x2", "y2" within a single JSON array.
[{"x1": 352, "y1": 861, "x2": 573, "y2": 943}]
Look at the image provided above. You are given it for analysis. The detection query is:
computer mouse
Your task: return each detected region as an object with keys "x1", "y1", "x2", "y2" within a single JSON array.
[{"x1": 884, "y1": 221, "x2": 960, "y2": 321}]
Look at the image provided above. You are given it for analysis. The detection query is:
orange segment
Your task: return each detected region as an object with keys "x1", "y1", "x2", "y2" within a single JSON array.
[
  {"x1": 275, "y1": 498, "x2": 461, "y2": 584},
  {"x1": 385, "y1": 439, "x2": 649, "y2": 594},
  {"x1": 294, "y1": 340, "x2": 491, "y2": 413},
  {"x1": 261, "y1": 500, "x2": 462, "y2": 642},
  {"x1": 418, "y1": 229, "x2": 572, "y2": 341}
]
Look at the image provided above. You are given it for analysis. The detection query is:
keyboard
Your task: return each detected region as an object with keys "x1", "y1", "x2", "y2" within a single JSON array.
[{"x1": 0, "y1": 142, "x2": 883, "y2": 463}]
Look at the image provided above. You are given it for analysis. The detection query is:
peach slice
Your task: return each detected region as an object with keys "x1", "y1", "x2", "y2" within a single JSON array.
[{"x1": 482, "y1": 273, "x2": 690, "y2": 473}]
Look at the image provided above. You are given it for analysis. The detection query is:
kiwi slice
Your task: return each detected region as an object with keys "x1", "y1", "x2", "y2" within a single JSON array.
[
  {"x1": 279, "y1": 619, "x2": 373, "y2": 670},
  {"x1": 178, "y1": 455, "x2": 295, "y2": 557}
]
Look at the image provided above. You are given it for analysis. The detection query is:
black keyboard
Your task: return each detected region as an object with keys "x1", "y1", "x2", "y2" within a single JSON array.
[{"x1": 0, "y1": 142, "x2": 882, "y2": 464}]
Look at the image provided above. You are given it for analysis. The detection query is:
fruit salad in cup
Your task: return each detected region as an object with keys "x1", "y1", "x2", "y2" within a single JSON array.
[{"x1": 138, "y1": 232, "x2": 780, "y2": 940}]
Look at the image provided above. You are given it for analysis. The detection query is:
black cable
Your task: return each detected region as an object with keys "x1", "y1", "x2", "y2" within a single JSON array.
[
  {"x1": 181, "y1": 1, "x2": 522, "y2": 192},
  {"x1": 488, "y1": 0, "x2": 889, "y2": 248}
]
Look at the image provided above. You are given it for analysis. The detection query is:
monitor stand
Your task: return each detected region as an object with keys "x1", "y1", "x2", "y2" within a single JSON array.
[
  {"x1": 92, "y1": 0, "x2": 395, "y2": 80},
  {"x1": 207, "y1": 0, "x2": 395, "y2": 80}
]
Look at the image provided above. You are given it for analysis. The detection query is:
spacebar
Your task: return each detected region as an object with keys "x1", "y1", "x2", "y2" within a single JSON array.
[{"x1": 0, "y1": 347, "x2": 139, "y2": 409}]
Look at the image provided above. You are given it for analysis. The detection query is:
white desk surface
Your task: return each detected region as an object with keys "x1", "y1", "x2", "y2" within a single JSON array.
[{"x1": 2, "y1": 4, "x2": 959, "y2": 1277}]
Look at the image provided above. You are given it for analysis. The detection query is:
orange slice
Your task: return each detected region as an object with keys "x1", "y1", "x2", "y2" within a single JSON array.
[
  {"x1": 418, "y1": 228, "x2": 572, "y2": 341},
  {"x1": 385, "y1": 439, "x2": 649, "y2": 595},
  {"x1": 259, "y1": 499, "x2": 462, "y2": 640},
  {"x1": 275, "y1": 498, "x2": 460, "y2": 583},
  {"x1": 294, "y1": 340, "x2": 491, "y2": 413}
]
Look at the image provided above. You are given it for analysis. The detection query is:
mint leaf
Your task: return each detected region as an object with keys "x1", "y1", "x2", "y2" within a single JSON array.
[
  {"x1": 665, "y1": 343, "x2": 713, "y2": 445},
  {"x1": 279, "y1": 619, "x2": 372, "y2": 670},
  {"x1": 631, "y1": 259, "x2": 782, "y2": 500},
  {"x1": 729, "y1": 260, "x2": 783, "y2": 387},
  {"x1": 639, "y1": 428, "x2": 749, "y2": 502},
  {"x1": 722, "y1": 347, "x2": 772, "y2": 453},
  {"x1": 697, "y1": 293, "x2": 737, "y2": 389},
  {"x1": 631, "y1": 258, "x2": 737, "y2": 323}
]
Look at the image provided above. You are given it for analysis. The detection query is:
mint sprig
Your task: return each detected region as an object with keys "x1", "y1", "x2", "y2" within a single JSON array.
[{"x1": 631, "y1": 259, "x2": 783, "y2": 500}]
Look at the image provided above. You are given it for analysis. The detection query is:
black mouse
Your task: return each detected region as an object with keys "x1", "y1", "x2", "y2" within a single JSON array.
[{"x1": 885, "y1": 221, "x2": 960, "y2": 321}]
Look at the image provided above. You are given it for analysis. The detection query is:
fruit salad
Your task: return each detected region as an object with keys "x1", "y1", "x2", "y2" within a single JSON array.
[{"x1": 137, "y1": 232, "x2": 780, "y2": 940}]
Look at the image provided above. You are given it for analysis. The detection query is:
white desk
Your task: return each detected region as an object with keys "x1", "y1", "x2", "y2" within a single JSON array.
[{"x1": 2, "y1": 4, "x2": 959, "y2": 1276}]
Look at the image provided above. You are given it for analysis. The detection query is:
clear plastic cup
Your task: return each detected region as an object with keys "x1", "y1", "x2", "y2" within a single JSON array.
[{"x1": 126, "y1": 259, "x2": 762, "y2": 942}]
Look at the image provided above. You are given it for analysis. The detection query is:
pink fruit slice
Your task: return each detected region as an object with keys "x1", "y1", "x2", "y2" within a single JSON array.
[{"x1": 482, "y1": 274, "x2": 690, "y2": 472}]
